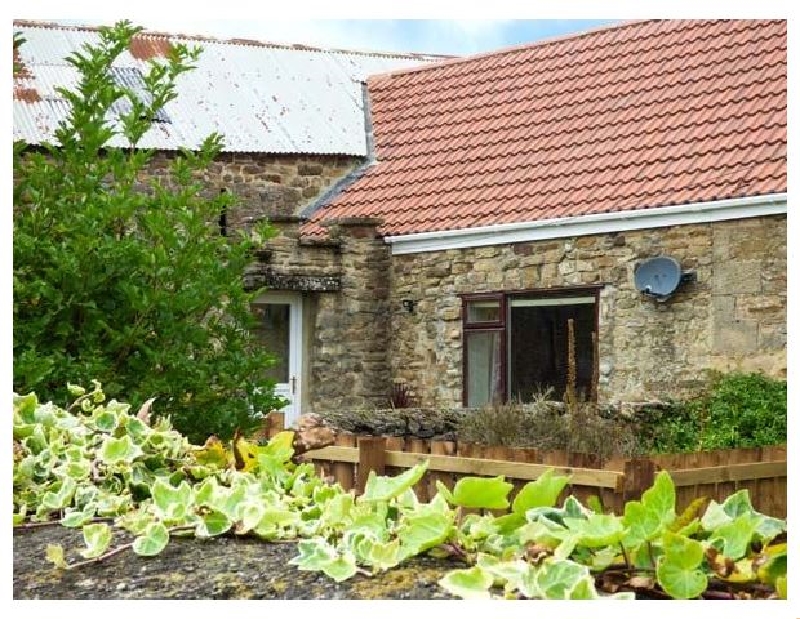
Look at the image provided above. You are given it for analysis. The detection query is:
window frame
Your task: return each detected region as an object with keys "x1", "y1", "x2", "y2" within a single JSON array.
[{"x1": 460, "y1": 285, "x2": 603, "y2": 406}]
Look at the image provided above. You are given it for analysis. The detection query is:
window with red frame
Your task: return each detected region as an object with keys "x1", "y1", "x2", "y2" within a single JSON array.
[{"x1": 462, "y1": 288, "x2": 599, "y2": 407}]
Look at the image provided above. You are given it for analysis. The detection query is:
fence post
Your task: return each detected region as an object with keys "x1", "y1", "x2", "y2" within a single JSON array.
[
  {"x1": 356, "y1": 436, "x2": 387, "y2": 495},
  {"x1": 621, "y1": 457, "x2": 657, "y2": 503},
  {"x1": 267, "y1": 411, "x2": 285, "y2": 438}
]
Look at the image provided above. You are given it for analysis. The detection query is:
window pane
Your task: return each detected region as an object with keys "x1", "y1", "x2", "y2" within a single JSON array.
[
  {"x1": 466, "y1": 331, "x2": 503, "y2": 407},
  {"x1": 253, "y1": 303, "x2": 290, "y2": 383},
  {"x1": 508, "y1": 300, "x2": 595, "y2": 402},
  {"x1": 466, "y1": 300, "x2": 501, "y2": 323}
]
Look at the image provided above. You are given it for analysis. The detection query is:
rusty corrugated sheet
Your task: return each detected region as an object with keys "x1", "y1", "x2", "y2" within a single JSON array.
[{"x1": 13, "y1": 22, "x2": 447, "y2": 155}]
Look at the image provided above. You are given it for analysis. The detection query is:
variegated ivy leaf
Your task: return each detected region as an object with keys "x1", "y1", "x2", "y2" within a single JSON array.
[
  {"x1": 236, "y1": 502, "x2": 267, "y2": 534},
  {"x1": 622, "y1": 471, "x2": 676, "y2": 547},
  {"x1": 196, "y1": 509, "x2": 232, "y2": 537},
  {"x1": 98, "y1": 434, "x2": 143, "y2": 464},
  {"x1": 449, "y1": 475, "x2": 513, "y2": 510},
  {"x1": 45, "y1": 544, "x2": 67, "y2": 569},
  {"x1": 80, "y1": 523, "x2": 112, "y2": 559},
  {"x1": 438, "y1": 566, "x2": 495, "y2": 599},
  {"x1": 60, "y1": 507, "x2": 95, "y2": 528},
  {"x1": 150, "y1": 478, "x2": 193, "y2": 521},
  {"x1": 533, "y1": 559, "x2": 592, "y2": 600},
  {"x1": 41, "y1": 477, "x2": 77, "y2": 510},
  {"x1": 321, "y1": 551, "x2": 358, "y2": 583},
  {"x1": 655, "y1": 531, "x2": 707, "y2": 599},
  {"x1": 512, "y1": 469, "x2": 571, "y2": 515},
  {"x1": 132, "y1": 522, "x2": 169, "y2": 556},
  {"x1": 365, "y1": 538, "x2": 404, "y2": 573},
  {"x1": 289, "y1": 537, "x2": 339, "y2": 571},
  {"x1": 709, "y1": 512, "x2": 762, "y2": 560},
  {"x1": 562, "y1": 513, "x2": 625, "y2": 548},
  {"x1": 476, "y1": 553, "x2": 531, "y2": 592},
  {"x1": 360, "y1": 461, "x2": 428, "y2": 503},
  {"x1": 397, "y1": 509, "x2": 453, "y2": 559},
  {"x1": 93, "y1": 409, "x2": 119, "y2": 433}
]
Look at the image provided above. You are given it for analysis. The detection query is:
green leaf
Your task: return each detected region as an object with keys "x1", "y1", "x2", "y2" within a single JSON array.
[
  {"x1": 45, "y1": 544, "x2": 67, "y2": 569},
  {"x1": 195, "y1": 509, "x2": 232, "y2": 537},
  {"x1": 360, "y1": 461, "x2": 428, "y2": 503},
  {"x1": 656, "y1": 531, "x2": 707, "y2": 599},
  {"x1": 94, "y1": 410, "x2": 118, "y2": 433},
  {"x1": 60, "y1": 509, "x2": 93, "y2": 528},
  {"x1": 397, "y1": 510, "x2": 454, "y2": 559},
  {"x1": 321, "y1": 551, "x2": 358, "y2": 583},
  {"x1": 533, "y1": 559, "x2": 591, "y2": 599},
  {"x1": 775, "y1": 576, "x2": 787, "y2": 599},
  {"x1": 711, "y1": 512, "x2": 761, "y2": 560},
  {"x1": 449, "y1": 476, "x2": 513, "y2": 510},
  {"x1": 721, "y1": 489, "x2": 754, "y2": 518},
  {"x1": 132, "y1": 522, "x2": 170, "y2": 556},
  {"x1": 80, "y1": 523, "x2": 112, "y2": 559},
  {"x1": 289, "y1": 538, "x2": 338, "y2": 571},
  {"x1": 438, "y1": 566, "x2": 495, "y2": 599},
  {"x1": 567, "y1": 576, "x2": 600, "y2": 600},
  {"x1": 98, "y1": 434, "x2": 143, "y2": 464},
  {"x1": 475, "y1": 553, "x2": 531, "y2": 591},
  {"x1": 656, "y1": 559, "x2": 707, "y2": 599},
  {"x1": 150, "y1": 478, "x2": 193, "y2": 518},
  {"x1": 512, "y1": 469, "x2": 570, "y2": 514},
  {"x1": 563, "y1": 513, "x2": 625, "y2": 548},
  {"x1": 622, "y1": 471, "x2": 675, "y2": 546},
  {"x1": 355, "y1": 537, "x2": 403, "y2": 572}
]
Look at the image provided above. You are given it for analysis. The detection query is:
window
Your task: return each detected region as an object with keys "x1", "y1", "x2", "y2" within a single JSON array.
[
  {"x1": 462, "y1": 288, "x2": 599, "y2": 406},
  {"x1": 110, "y1": 67, "x2": 171, "y2": 123}
]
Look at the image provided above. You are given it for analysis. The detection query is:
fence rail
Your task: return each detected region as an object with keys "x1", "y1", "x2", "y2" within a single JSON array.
[{"x1": 264, "y1": 413, "x2": 786, "y2": 517}]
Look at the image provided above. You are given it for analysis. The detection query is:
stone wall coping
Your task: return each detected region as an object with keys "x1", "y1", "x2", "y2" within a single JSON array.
[{"x1": 322, "y1": 216, "x2": 384, "y2": 228}]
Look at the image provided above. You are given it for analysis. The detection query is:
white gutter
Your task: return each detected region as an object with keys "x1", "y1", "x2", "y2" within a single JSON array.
[{"x1": 385, "y1": 193, "x2": 787, "y2": 255}]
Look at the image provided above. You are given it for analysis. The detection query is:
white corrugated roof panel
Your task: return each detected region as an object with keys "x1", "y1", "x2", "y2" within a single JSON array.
[{"x1": 13, "y1": 23, "x2": 448, "y2": 155}]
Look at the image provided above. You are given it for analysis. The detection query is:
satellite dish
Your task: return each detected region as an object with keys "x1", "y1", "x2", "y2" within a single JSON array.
[{"x1": 634, "y1": 256, "x2": 682, "y2": 302}]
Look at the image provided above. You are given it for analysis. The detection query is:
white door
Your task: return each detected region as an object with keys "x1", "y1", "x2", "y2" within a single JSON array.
[{"x1": 253, "y1": 292, "x2": 303, "y2": 427}]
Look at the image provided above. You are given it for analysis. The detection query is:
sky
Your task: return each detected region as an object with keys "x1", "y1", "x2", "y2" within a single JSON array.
[{"x1": 51, "y1": 19, "x2": 619, "y2": 56}]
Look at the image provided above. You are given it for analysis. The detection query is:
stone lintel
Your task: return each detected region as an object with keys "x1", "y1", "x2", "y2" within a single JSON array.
[
  {"x1": 244, "y1": 267, "x2": 341, "y2": 292},
  {"x1": 269, "y1": 215, "x2": 308, "y2": 224},
  {"x1": 298, "y1": 237, "x2": 343, "y2": 251}
]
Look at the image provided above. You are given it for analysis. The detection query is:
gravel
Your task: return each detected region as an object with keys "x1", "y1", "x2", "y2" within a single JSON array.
[{"x1": 13, "y1": 526, "x2": 459, "y2": 600}]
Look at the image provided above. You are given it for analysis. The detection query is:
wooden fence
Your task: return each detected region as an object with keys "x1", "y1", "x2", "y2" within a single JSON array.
[{"x1": 264, "y1": 413, "x2": 786, "y2": 517}]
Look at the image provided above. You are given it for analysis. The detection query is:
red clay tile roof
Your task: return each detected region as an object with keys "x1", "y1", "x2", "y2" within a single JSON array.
[{"x1": 305, "y1": 19, "x2": 786, "y2": 238}]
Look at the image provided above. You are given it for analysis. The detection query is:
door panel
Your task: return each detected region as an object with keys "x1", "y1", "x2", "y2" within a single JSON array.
[{"x1": 253, "y1": 292, "x2": 302, "y2": 427}]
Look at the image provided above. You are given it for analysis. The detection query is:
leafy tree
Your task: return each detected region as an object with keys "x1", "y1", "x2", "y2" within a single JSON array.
[{"x1": 13, "y1": 21, "x2": 285, "y2": 443}]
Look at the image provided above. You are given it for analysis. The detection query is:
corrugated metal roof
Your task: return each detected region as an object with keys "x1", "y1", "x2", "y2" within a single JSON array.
[{"x1": 13, "y1": 22, "x2": 448, "y2": 155}]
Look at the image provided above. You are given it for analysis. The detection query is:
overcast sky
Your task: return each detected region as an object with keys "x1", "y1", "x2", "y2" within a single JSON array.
[{"x1": 49, "y1": 19, "x2": 618, "y2": 56}]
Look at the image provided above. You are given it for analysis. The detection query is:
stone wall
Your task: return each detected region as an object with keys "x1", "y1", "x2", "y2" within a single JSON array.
[
  {"x1": 389, "y1": 215, "x2": 787, "y2": 409},
  {"x1": 258, "y1": 217, "x2": 392, "y2": 414},
  {"x1": 141, "y1": 151, "x2": 360, "y2": 223}
]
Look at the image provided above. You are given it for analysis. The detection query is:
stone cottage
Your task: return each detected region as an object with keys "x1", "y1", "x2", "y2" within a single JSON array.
[
  {"x1": 254, "y1": 19, "x2": 787, "y2": 422},
  {"x1": 12, "y1": 20, "x2": 445, "y2": 423}
]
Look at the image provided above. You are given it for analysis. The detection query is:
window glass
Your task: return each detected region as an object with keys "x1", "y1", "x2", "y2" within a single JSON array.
[
  {"x1": 465, "y1": 330, "x2": 503, "y2": 407},
  {"x1": 253, "y1": 303, "x2": 290, "y2": 383},
  {"x1": 508, "y1": 300, "x2": 595, "y2": 402},
  {"x1": 466, "y1": 300, "x2": 501, "y2": 323}
]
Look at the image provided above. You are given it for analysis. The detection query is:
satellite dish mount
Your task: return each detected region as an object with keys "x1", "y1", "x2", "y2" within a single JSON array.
[{"x1": 634, "y1": 256, "x2": 696, "y2": 303}]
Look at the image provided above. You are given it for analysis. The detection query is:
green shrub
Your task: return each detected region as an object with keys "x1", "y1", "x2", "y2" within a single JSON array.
[
  {"x1": 13, "y1": 22, "x2": 285, "y2": 444},
  {"x1": 647, "y1": 372, "x2": 786, "y2": 453}
]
